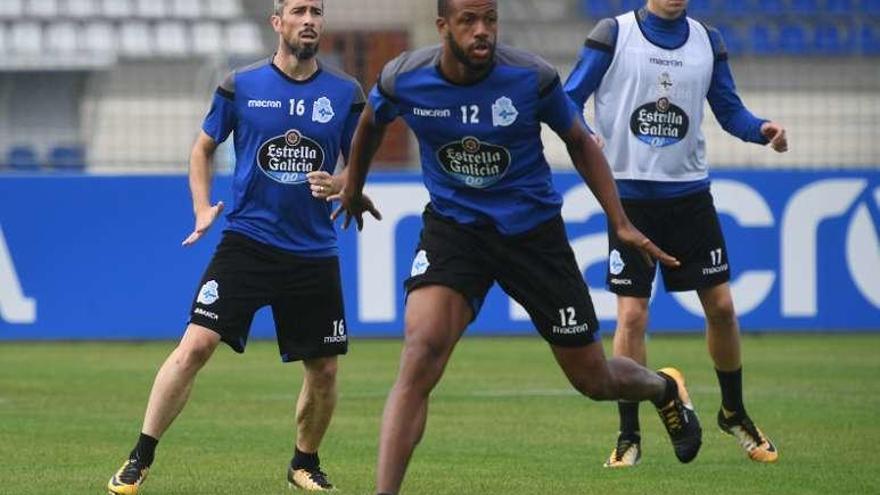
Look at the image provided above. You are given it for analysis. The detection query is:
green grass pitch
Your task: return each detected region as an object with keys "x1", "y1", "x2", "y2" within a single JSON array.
[{"x1": 1, "y1": 334, "x2": 878, "y2": 494}]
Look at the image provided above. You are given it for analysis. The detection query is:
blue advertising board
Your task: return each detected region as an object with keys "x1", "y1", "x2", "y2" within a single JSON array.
[{"x1": 0, "y1": 170, "x2": 877, "y2": 340}]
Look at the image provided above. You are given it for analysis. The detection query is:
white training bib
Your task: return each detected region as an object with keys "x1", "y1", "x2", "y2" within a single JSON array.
[{"x1": 594, "y1": 12, "x2": 714, "y2": 182}]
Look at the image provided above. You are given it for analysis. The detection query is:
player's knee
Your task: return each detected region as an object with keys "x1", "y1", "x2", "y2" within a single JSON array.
[
  {"x1": 398, "y1": 340, "x2": 447, "y2": 390},
  {"x1": 704, "y1": 295, "x2": 736, "y2": 328},
  {"x1": 305, "y1": 358, "x2": 338, "y2": 388},
  {"x1": 573, "y1": 379, "x2": 613, "y2": 401},
  {"x1": 617, "y1": 305, "x2": 648, "y2": 335},
  {"x1": 176, "y1": 341, "x2": 215, "y2": 370}
]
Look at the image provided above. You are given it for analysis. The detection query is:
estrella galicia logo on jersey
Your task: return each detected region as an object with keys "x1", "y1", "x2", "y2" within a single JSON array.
[
  {"x1": 609, "y1": 249, "x2": 625, "y2": 276},
  {"x1": 492, "y1": 96, "x2": 518, "y2": 127},
  {"x1": 630, "y1": 97, "x2": 690, "y2": 148},
  {"x1": 197, "y1": 280, "x2": 219, "y2": 305},
  {"x1": 312, "y1": 96, "x2": 335, "y2": 123},
  {"x1": 436, "y1": 136, "x2": 511, "y2": 188},
  {"x1": 257, "y1": 129, "x2": 326, "y2": 184}
]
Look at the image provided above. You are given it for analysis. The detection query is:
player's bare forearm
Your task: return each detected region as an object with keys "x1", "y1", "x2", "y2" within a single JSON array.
[
  {"x1": 189, "y1": 131, "x2": 219, "y2": 213},
  {"x1": 345, "y1": 105, "x2": 388, "y2": 198},
  {"x1": 562, "y1": 122, "x2": 629, "y2": 230}
]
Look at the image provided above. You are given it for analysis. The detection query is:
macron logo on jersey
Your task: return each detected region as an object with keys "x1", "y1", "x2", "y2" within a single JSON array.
[
  {"x1": 649, "y1": 57, "x2": 684, "y2": 68},
  {"x1": 248, "y1": 99, "x2": 282, "y2": 109},
  {"x1": 413, "y1": 107, "x2": 451, "y2": 118}
]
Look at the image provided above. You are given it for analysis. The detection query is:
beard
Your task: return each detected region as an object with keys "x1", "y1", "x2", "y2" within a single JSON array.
[
  {"x1": 446, "y1": 32, "x2": 495, "y2": 71},
  {"x1": 285, "y1": 37, "x2": 320, "y2": 60}
]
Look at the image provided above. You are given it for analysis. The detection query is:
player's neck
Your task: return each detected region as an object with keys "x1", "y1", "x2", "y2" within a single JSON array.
[
  {"x1": 273, "y1": 51, "x2": 319, "y2": 81},
  {"x1": 437, "y1": 51, "x2": 493, "y2": 85}
]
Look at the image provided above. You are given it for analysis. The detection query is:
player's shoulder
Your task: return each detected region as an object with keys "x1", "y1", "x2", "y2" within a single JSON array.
[
  {"x1": 318, "y1": 58, "x2": 365, "y2": 94},
  {"x1": 690, "y1": 18, "x2": 728, "y2": 60},
  {"x1": 218, "y1": 57, "x2": 273, "y2": 95},
  {"x1": 378, "y1": 45, "x2": 441, "y2": 98},
  {"x1": 382, "y1": 45, "x2": 441, "y2": 77},
  {"x1": 495, "y1": 44, "x2": 559, "y2": 94},
  {"x1": 584, "y1": 17, "x2": 619, "y2": 52}
]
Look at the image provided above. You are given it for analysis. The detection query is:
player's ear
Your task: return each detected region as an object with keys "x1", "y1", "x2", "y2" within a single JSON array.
[
  {"x1": 269, "y1": 12, "x2": 282, "y2": 33},
  {"x1": 436, "y1": 16, "x2": 448, "y2": 36}
]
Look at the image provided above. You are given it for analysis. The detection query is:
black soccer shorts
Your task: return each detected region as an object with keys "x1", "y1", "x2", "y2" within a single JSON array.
[
  {"x1": 607, "y1": 189, "x2": 731, "y2": 298},
  {"x1": 404, "y1": 206, "x2": 599, "y2": 347},
  {"x1": 188, "y1": 231, "x2": 348, "y2": 362}
]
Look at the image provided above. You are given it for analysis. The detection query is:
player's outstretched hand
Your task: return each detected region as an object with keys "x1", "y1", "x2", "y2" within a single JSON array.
[
  {"x1": 761, "y1": 121, "x2": 788, "y2": 153},
  {"x1": 307, "y1": 171, "x2": 343, "y2": 199},
  {"x1": 616, "y1": 222, "x2": 680, "y2": 268},
  {"x1": 182, "y1": 201, "x2": 224, "y2": 246},
  {"x1": 329, "y1": 190, "x2": 382, "y2": 231}
]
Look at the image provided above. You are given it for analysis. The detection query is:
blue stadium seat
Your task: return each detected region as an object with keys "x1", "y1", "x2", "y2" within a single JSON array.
[
  {"x1": 861, "y1": 22, "x2": 880, "y2": 54},
  {"x1": 825, "y1": 0, "x2": 856, "y2": 15},
  {"x1": 620, "y1": 0, "x2": 643, "y2": 12},
  {"x1": 756, "y1": 0, "x2": 786, "y2": 16},
  {"x1": 791, "y1": 0, "x2": 820, "y2": 15},
  {"x1": 813, "y1": 21, "x2": 855, "y2": 54},
  {"x1": 749, "y1": 22, "x2": 777, "y2": 54},
  {"x1": 48, "y1": 145, "x2": 86, "y2": 171},
  {"x1": 6, "y1": 145, "x2": 41, "y2": 171},
  {"x1": 719, "y1": 0, "x2": 753, "y2": 18},
  {"x1": 687, "y1": 0, "x2": 714, "y2": 17},
  {"x1": 863, "y1": 0, "x2": 880, "y2": 16},
  {"x1": 715, "y1": 22, "x2": 746, "y2": 55},
  {"x1": 779, "y1": 22, "x2": 809, "y2": 54},
  {"x1": 581, "y1": 0, "x2": 619, "y2": 18}
]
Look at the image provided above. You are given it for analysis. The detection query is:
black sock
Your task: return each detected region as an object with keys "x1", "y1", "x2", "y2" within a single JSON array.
[
  {"x1": 618, "y1": 401, "x2": 641, "y2": 438},
  {"x1": 651, "y1": 372, "x2": 677, "y2": 408},
  {"x1": 291, "y1": 447, "x2": 320, "y2": 470},
  {"x1": 129, "y1": 433, "x2": 159, "y2": 467},
  {"x1": 716, "y1": 367, "x2": 745, "y2": 414}
]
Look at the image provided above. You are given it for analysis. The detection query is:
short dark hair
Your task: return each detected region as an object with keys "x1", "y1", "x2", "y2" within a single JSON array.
[
  {"x1": 438, "y1": 0, "x2": 450, "y2": 17},
  {"x1": 274, "y1": 0, "x2": 323, "y2": 15}
]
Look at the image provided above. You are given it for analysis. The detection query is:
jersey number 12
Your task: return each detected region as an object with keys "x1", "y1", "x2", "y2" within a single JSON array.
[{"x1": 460, "y1": 105, "x2": 479, "y2": 124}]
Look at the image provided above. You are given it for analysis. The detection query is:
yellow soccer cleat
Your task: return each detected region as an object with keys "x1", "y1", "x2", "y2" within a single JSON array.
[
  {"x1": 603, "y1": 435, "x2": 641, "y2": 468},
  {"x1": 718, "y1": 408, "x2": 779, "y2": 463},
  {"x1": 107, "y1": 458, "x2": 149, "y2": 495},
  {"x1": 288, "y1": 465, "x2": 335, "y2": 491},
  {"x1": 656, "y1": 367, "x2": 702, "y2": 463}
]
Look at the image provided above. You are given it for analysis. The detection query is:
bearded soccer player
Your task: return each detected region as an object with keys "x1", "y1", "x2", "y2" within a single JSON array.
[
  {"x1": 565, "y1": 0, "x2": 786, "y2": 468},
  {"x1": 106, "y1": 1, "x2": 375, "y2": 493},
  {"x1": 330, "y1": 1, "x2": 704, "y2": 493}
]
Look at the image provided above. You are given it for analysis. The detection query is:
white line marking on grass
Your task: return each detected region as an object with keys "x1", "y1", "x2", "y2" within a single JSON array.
[{"x1": 468, "y1": 389, "x2": 579, "y2": 398}]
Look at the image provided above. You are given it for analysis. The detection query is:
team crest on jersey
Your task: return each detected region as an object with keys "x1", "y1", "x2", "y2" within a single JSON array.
[
  {"x1": 658, "y1": 72, "x2": 674, "y2": 93},
  {"x1": 492, "y1": 96, "x2": 518, "y2": 127},
  {"x1": 197, "y1": 280, "x2": 220, "y2": 305},
  {"x1": 257, "y1": 129, "x2": 326, "y2": 184},
  {"x1": 630, "y1": 97, "x2": 690, "y2": 148},
  {"x1": 312, "y1": 96, "x2": 335, "y2": 123},
  {"x1": 436, "y1": 136, "x2": 512, "y2": 189}
]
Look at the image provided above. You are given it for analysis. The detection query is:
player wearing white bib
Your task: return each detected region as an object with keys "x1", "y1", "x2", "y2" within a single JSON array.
[{"x1": 565, "y1": 0, "x2": 788, "y2": 468}]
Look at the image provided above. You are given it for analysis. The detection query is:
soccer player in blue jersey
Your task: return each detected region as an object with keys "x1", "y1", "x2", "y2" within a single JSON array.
[
  {"x1": 331, "y1": 1, "x2": 703, "y2": 493},
  {"x1": 565, "y1": 0, "x2": 787, "y2": 468},
  {"x1": 106, "y1": 1, "x2": 375, "y2": 493}
]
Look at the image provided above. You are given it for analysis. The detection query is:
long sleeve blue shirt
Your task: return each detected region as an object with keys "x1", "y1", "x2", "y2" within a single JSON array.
[{"x1": 564, "y1": 8, "x2": 769, "y2": 199}]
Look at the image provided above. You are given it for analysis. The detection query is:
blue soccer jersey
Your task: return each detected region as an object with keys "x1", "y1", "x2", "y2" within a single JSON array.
[
  {"x1": 202, "y1": 58, "x2": 365, "y2": 255},
  {"x1": 369, "y1": 44, "x2": 580, "y2": 235}
]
